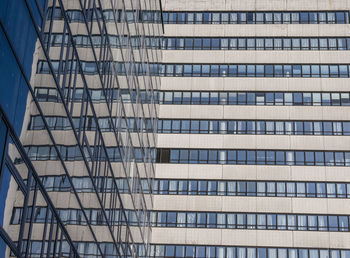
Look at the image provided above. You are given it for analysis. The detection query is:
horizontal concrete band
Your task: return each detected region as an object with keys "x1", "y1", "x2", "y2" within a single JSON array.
[
  {"x1": 155, "y1": 164, "x2": 350, "y2": 182},
  {"x1": 164, "y1": 24, "x2": 350, "y2": 37},
  {"x1": 157, "y1": 134, "x2": 350, "y2": 151},
  {"x1": 151, "y1": 227, "x2": 350, "y2": 249},
  {"x1": 163, "y1": 51, "x2": 350, "y2": 64},
  {"x1": 160, "y1": 77, "x2": 350, "y2": 91},
  {"x1": 159, "y1": 105, "x2": 350, "y2": 120},
  {"x1": 153, "y1": 195, "x2": 350, "y2": 214},
  {"x1": 163, "y1": 0, "x2": 350, "y2": 12}
]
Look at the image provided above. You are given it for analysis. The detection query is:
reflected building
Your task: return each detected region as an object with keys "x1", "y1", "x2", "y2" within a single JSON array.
[{"x1": 0, "y1": 0, "x2": 162, "y2": 257}]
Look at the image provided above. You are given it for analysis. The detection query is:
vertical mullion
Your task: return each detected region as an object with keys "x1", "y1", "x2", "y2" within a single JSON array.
[
  {"x1": 46, "y1": 0, "x2": 57, "y2": 52},
  {"x1": 24, "y1": 181, "x2": 39, "y2": 257},
  {"x1": 39, "y1": 207, "x2": 50, "y2": 258},
  {"x1": 17, "y1": 174, "x2": 31, "y2": 255},
  {"x1": 52, "y1": 220, "x2": 60, "y2": 257},
  {"x1": 40, "y1": 0, "x2": 49, "y2": 34},
  {"x1": 45, "y1": 215, "x2": 55, "y2": 257},
  {"x1": 57, "y1": 230, "x2": 64, "y2": 257},
  {"x1": 56, "y1": 21, "x2": 68, "y2": 85},
  {"x1": 60, "y1": 26, "x2": 71, "y2": 101}
]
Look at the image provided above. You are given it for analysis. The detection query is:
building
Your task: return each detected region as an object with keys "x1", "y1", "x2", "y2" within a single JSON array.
[
  {"x1": 151, "y1": 0, "x2": 350, "y2": 257},
  {"x1": 1, "y1": 0, "x2": 350, "y2": 257}
]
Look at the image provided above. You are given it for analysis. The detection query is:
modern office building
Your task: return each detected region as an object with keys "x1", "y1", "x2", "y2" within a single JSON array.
[
  {"x1": 1, "y1": 0, "x2": 350, "y2": 257},
  {"x1": 151, "y1": 0, "x2": 350, "y2": 257}
]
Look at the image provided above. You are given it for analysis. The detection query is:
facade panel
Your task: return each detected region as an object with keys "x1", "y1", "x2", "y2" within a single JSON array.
[{"x1": 153, "y1": 0, "x2": 350, "y2": 256}]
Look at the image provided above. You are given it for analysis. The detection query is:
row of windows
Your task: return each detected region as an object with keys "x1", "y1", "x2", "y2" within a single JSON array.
[
  {"x1": 37, "y1": 60, "x2": 350, "y2": 78},
  {"x1": 151, "y1": 246, "x2": 350, "y2": 258},
  {"x1": 163, "y1": 11, "x2": 350, "y2": 24},
  {"x1": 158, "y1": 119, "x2": 350, "y2": 135},
  {"x1": 160, "y1": 91, "x2": 350, "y2": 106},
  {"x1": 29, "y1": 115, "x2": 350, "y2": 136},
  {"x1": 34, "y1": 87, "x2": 156, "y2": 104},
  {"x1": 11, "y1": 206, "x2": 350, "y2": 232},
  {"x1": 28, "y1": 175, "x2": 350, "y2": 199},
  {"x1": 29, "y1": 116, "x2": 155, "y2": 133},
  {"x1": 23, "y1": 145, "x2": 155, "y2": 163},
  {"x1": 158, "y1": 149, "x2": 350, "y2": 166},
  {"x1": 45, "y1": 33, "x2": 350, "y2": 51},
  {"x1": 48, "y1": 7, "x2": 162, "y2": 23},
  {"x1": 48, "y1": 8, "x2": 350, "y2": 25},
  {"x1": 36, "y1": 60, "x2": 162, "y2": 76},
  {"x1": 44, "y1": 33, "x2": 163, "y2": 50},
  {"x1": 163, "y1": 37, "x2": 350, "y2": 50},
  {"x1": 19, "y1": 241, "x2": 350, "y2": 258},
  {"x1": 26, "y1": 175, "x2": 148, "y2": 194},
  {"x1": 153, "y1": 179, "x2": 350, "y2": 198},
  {"x1": 11, "y1": 207, "x2": 148, "y2": 228},
  {"x1": 30, "y1": 174, "x2": 350, "y2": 199},
  {"x1": 35, "y1": 87, "x2": 350, "y2": 106},
  {"x1": 161, "y1": 63, "x2": 350, "y2": 78},
  {"x1": 152, "y1": 211, "x2": 350, "y2": 232}
]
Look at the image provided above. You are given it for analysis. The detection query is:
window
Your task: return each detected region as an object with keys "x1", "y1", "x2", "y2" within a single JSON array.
[
  {"x1": 300, "y1": 12, "x2": 309, "y2": 23},
  {"x1": 265, "y1": 13, "x2": 273, "y2": 23},
  {"x1": 328, "y1": 12, "x2": 336, "y2": 23},
  {"x1": 256, "y1": 13, "x2": 264, "y2": 23},
  {"x1": 265, "y1": 39, "x2": 273, "y2": 49},
  {"x1": 230, "y1": 13, "x2": 238, "y2": 24},
  {"x1": 283, "y1": 13, "x2": 291, "y2": 23},
  {"x1": 292, "y1": 12, "x2": 300, "y2": 23},
  {"x1": 187, "y1": 13, "x2": 194, "y2": 24},
  {"x1": 274, "y1": 13, "x2": 282, "y2": 24},
  {"x1": 195, "y1": 13, "x2": 203, "y2": 23},
  {"x1": 212, "y1": 13, "x2": 220, "y2": 24},
  {"x1": 203, "y1": 13, "x2": 211, "y2": 24}
]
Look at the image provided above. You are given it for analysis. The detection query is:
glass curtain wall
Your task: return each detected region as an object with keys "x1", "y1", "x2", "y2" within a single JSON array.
[{"x1": 0, "y1": 0, "x2": 162, "y2": 257}]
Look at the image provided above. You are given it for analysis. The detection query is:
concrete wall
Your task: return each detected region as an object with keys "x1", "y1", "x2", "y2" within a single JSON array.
[{"x1": 153, "y1": 0, "x2": 350, "y2": 250}]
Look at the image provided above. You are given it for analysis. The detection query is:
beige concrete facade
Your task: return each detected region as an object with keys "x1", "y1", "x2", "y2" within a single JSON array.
[
  {"x1": 151, "y1": 0, "x2": 350, "y2": 252},
  {"x1": 152, "y1": 228, "x2": 350, "y2": 249}
]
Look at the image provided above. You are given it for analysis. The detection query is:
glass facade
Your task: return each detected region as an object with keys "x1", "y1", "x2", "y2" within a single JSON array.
[{"x1": 0, "y1": 0, "x2": 162, "y2": 257}]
